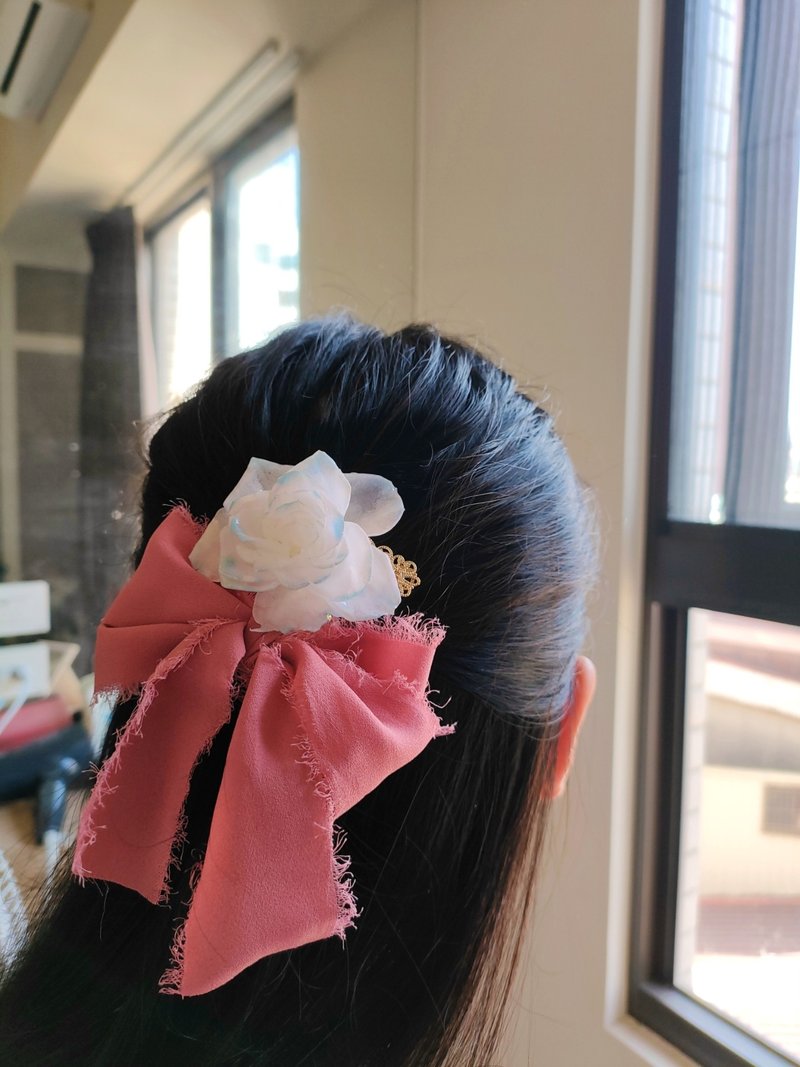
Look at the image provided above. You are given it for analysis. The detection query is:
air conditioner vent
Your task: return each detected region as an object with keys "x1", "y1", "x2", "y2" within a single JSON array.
[{"x1": 0, "y1": 0, "x2": 88, "y2": 121}]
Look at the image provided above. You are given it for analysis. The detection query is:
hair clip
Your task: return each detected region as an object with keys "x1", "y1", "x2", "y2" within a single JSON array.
[
  {"x1": 377, "y1": 546, "x2": 421, "y2": 597},
  {"x1": 73, "y1": 505, "x2": 452, "y2": 997}
]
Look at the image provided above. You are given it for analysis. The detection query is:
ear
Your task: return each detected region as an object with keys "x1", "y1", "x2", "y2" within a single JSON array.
[{"x1": 546, "y1": 655, "x2": 596, "y2": 799}]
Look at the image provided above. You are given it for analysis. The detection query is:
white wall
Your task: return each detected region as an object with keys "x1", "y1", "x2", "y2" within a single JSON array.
[{"x1": 297, "y1": 0, "x2": 417, "y2": 327}]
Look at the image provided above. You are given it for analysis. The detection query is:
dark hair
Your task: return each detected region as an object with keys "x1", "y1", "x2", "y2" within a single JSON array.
[{"x1": 0, "y1": 316, "x2": 597, "y2": 1066}]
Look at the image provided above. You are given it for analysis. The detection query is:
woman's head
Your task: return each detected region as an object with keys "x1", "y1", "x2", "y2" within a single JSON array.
[
  {"x1": 0, "y1": 315, "x2": 598, "y2": 1066},
  {"x1": 142, "y1": 315, "x2": 595, "y2": 721}
]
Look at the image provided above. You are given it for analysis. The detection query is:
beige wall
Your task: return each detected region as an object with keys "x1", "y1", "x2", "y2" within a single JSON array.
[{"x1": 297, "y1": 0, "x2": 417, "y2": 328}]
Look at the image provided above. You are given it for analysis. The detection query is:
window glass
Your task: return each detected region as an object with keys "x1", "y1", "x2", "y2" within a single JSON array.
[
  {"x1": 150, "y1": 197, "x2": 212, "y2": 408},
  {"x1": 224, "y1": 127, "x2": 299, "y2": 356},
  {"x1": 675, "y1": 609, "x2": 800, "y2": 1061},
  {"x1": 668, "y1": 0, "x2": 800, "y2": 528},
  {"x1": 788, "y1": 192, "x2": 800, "y2": 504}
]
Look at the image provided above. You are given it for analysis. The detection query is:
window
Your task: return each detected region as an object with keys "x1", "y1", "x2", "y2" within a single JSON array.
[
  {"x1": 150, "y1": 196, "x2": 212, "y2": 408},
  {"x1": 674, "y1": 610, "x2": 800, "y2": 1057},
  {"x1": 632, "y1": 3, "x2": 800, "y2": 1066},
  {"x1": 147, "y1": 102, "x2": 298, "y2": 410},
  {"x1": 220, "y1": 121, "x2": 299, "y2": 357},
  {"x1": 763, "y1": 785, "x2": 800, "y2": 837}
]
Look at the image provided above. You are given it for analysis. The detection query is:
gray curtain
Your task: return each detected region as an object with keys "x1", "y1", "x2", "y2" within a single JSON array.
[{"x1": 78, "y1": 206, "x2": 142, "y2": 673}]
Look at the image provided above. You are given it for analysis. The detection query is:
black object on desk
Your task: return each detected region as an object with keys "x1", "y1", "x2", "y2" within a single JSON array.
[{"x1": 0, "y1": 721, "x2": 93, "y2": 843}]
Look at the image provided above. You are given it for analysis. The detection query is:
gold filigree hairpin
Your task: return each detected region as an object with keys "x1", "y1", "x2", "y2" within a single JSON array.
[{"x1": 377, "y1": 545, "x2": 422, "y2": 597}]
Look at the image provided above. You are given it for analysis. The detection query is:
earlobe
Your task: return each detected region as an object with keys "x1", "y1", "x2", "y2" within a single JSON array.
[{"x1": 546, "y1": 655, "x2": 596, "y2": 799}]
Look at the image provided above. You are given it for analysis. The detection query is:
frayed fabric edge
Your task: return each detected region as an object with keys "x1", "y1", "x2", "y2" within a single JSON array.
[
  {"x1": 72, "y1": 618, "x2": 230, "y2": 893},
  {"x1": 287, "y1": 637, "x2": 456, "y2": 954},
  {"x1": 308, "y1": 610, "x2": 447, "y2": 653},
  {"x1": 291, "y1": 729, "x2": 361, "y2": 945},
  {"x1": 158, "y1": 856, "x2": 205, "y2": 996}
]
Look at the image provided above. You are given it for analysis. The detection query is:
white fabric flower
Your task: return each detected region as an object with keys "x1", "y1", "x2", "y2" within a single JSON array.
[{"x1": 189, "y1": 450, "x2": 405, "y2": 633}]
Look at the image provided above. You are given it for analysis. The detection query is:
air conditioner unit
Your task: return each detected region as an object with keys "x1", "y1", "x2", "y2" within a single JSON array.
[{"x1": 0, "y1": 0, "x2": 89, "y2": 121}]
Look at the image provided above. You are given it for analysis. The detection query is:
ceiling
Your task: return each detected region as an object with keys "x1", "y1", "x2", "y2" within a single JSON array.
[{"x1": 1, "y1": 0, "x2": 385, "y2": 247}]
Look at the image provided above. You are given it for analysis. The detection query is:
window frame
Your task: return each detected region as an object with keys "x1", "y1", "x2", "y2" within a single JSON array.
[
  {"x1": 629, "y1": 4, "x2": 800, "y2": 1066},
  {"x1": 144, "y1": 97, "x2": 296, "y2": 396},
  {"x1": 762, "y1": 784, "x2": 800, "y2": 838}
]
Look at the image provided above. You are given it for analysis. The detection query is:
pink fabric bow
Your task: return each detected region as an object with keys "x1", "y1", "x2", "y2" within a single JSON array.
[{"x1": 72, "y1": 507, "x2": 453, "y2": 997}]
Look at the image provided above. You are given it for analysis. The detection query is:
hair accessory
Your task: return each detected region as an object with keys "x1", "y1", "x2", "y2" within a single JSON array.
[
  {"x1": 72, "y1": 481, "x2": 454, "y2": 998},
  {"x1": 189, "y1": 450, "x2": 408, "y2": 634},
  {"x1": 376, "y1": 546, "x2": 421, "y2": 597}
]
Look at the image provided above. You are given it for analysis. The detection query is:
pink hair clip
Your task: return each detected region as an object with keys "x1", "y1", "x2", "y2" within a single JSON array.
[{"x1": 72, "y1": 453, "x2": 453, "y2": 997}]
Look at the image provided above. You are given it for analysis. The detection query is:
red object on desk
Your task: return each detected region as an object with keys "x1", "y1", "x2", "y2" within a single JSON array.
[{"x1": 0, "y1": 695, "x2": 73, "y2": 752}]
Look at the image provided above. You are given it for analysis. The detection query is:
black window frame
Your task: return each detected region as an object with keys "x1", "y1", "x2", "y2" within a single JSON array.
[{"x1": 630, "y1": 5, "x2": 800, "y2": 1067}]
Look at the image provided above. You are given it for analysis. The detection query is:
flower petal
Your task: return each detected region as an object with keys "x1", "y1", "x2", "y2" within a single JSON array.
[
  {"x1": 217, "y1": 521, "x2": 279, "y2": 592},
  {"x1": 252, "y1": 584, "x2": 333, "y2": 634},
  {"x1": 312, "y1": 522, "x2": 373, "y2": 599},
  {"x1": 272, "y1": 450, "x2": 351, "y2": 515},
  {"x1": 188, "y1": 510, "x2": 226, "y2": 580},
  {"x1": 333, "y1": 544, "x2": 401, "y2": 621},
  {"x1": 223, "y1": 457, "x2": 291, "y2": 509},
  {"x1": 344, "y1": 472, "x2": 404, "y2": 535}
]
